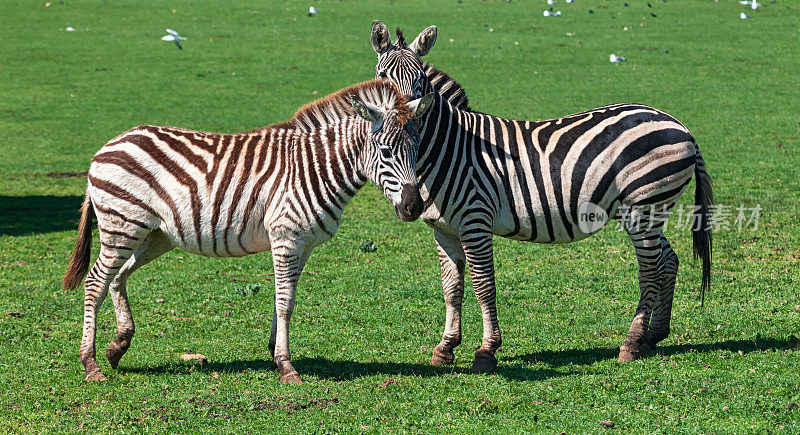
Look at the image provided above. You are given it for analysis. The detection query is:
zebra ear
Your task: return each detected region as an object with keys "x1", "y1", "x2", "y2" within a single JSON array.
[
  {"x1": 407, "y1": 93, "x2": 434, "y2": 119},
  {"x1": 408, "y1": 25, "x2": 437, "y2": 57},
  {"x1": 350, "y1": 96, "x2": 383, "y2": 125},
  {"x1": 371, "y1": 20, "x2": 391, "y2": 55}
]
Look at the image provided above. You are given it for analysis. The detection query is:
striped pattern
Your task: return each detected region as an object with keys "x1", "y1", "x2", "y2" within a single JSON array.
[
  {"x1": 63, "y1": 80, "x2": 425, "y2": 383},
  {"x1": 370, "y1": 23, "x2": 713, "y2": 369}
]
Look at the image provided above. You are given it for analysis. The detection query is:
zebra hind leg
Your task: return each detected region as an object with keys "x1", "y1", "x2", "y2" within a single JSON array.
[
  {"x1": 80, "y1": 229, "x2": 149, "y2": 381},
  {"x1": 618, "y1": 224, "x2": 664, "y2": 362},
  {"x1": 431, "y1": 230, "x2": 466, "y2": 366},
  {"x1": 106, "y1": 230, "x2": 174, "y2": 369},
  {"x1": 643, "y1": 233, "x2": 678, "y2": 350}
]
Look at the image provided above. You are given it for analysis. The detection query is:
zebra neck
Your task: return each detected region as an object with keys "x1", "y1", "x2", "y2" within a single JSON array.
[
  {"x1": 423, "y1": 63, "x2": 471, "y2": 111},
  {"x1": 417, "y1": 92, "x2": 466, "y2": 159},
  {"x1": 288, "y1": 120, "x2": 368, "y2": 208}
]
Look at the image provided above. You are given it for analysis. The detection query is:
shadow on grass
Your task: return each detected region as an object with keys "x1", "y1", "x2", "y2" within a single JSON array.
[
  {"x1": 122, "y1": 357, "x2": 568, "y2": 382},
  {"x1": 508, "y1": 335, "x2": 799, "y2": 366},
  {"x1": 120, "y1": 336, "x2": 797, "y2": 381},
  {"x1": 0, "y1": 195, "x2": 84, "y2": 236}
]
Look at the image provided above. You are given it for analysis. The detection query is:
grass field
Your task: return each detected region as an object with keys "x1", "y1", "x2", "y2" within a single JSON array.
[{"x1": 1, "y1": 0, "x2": 799, "y2": 432}]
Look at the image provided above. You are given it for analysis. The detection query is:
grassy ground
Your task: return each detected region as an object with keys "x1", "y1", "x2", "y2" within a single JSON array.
[{"x1": 1, "y1": 0, "x2": 799, "y2": 432}]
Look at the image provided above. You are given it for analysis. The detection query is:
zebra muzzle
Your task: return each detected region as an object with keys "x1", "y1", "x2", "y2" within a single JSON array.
[{"x1": 396, "y1": 183, "x2": 423, "y2": 222}]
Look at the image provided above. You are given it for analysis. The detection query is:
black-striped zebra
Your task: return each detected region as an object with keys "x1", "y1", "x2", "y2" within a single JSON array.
[
  {"x1": 62, "y1": 80, "x2": 433, "y2": 384},
  {"x1": 369, "y1": 21, "x2": 713, "y2": 369}
]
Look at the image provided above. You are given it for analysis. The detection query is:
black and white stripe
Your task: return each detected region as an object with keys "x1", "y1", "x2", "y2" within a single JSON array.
[
  {"x1": 370, "y1": 22, "x2": 713, "y2": 369},
  {"x1": 63, "y1": 80, "x2": 432, "y2": 383}
]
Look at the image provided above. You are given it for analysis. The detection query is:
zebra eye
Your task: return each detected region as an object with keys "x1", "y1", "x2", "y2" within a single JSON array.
[
  {"x1": 378, "y1": 71, "x2": 388, "y2": 79},
  {"x1": 379, "y1": 146, "x2": 392, "y2": 159}
]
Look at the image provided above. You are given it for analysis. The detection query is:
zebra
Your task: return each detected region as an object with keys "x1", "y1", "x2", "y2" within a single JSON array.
[
  {"x1": 62, "y1": 79, "x2": 434, "y2": 384},
  {"x1": 369, "y1": 21, "x2": 713, "y2": 370}
]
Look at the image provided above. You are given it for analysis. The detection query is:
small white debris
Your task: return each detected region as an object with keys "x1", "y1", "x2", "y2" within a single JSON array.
[
  {"x1": 449, "y1": 38, "x2": 454, "y2": 42},
  {"x1": 609, "y1": 53, "x2": 626, "y2": 62},
  {"x1": 740, "y1": 12, "x2": 751, "y2": 19},
  {"x1": 566, "y1": 0, "x2": 574, "y2": 3},
  {"x1": 543, "y1": 10, "x2": 562, "y2": 17},
  {"x1": 161, "y1": 28, "x2": 187, "y2": 50},
  {"x1": 308, "y1": 6, "x2": 318, "y2": 16},
  {"x1": 489, "y1": 27, "x2": 494, "y2": 32},
  {"x1": 566, "y1": 32, "x2": 575, "y2": 36},
  {"x1": 740, "y1": 0, "x2": 761, "y2": 8},
  {"x1": 547, "y1": 0, "x2": 557, "y2": 4},
  {"x1": 623, "y1": 26, "x2": 629, "y2": 30},
  {"x1": 65, "y1": 26, "x2": 75, "y2": 31}
]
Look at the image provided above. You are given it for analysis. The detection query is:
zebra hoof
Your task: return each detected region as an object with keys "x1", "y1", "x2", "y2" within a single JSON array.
[
  {"x1": 617, "y1": 347, "x2": 640, "y2": 362},
  {"x1": 106, "y1": 339, "x2": 129, "y2": 369},
  {"x1": 85, "y1": 368, "x2": 107, "y2": 382},
  {"x1": 640, "y1": 341, "x2": 656, "y2": 355},
  {"x1": 431, "y1": 346, "x2": 455, "y2": 366},
  {"x1": 644, "y1": 331, "x2": 668, "y2": 350},
  {"x1": 279, "y1": 372, "x2": 303, "y2": 385},
  {"x1": 471, "y1": 350, "x2": 497, "y2": 372}
]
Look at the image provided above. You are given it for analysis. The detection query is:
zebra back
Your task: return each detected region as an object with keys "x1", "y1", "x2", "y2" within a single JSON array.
[{"x1": 86, "y1": 80, "x2": 419, "y2": 259}]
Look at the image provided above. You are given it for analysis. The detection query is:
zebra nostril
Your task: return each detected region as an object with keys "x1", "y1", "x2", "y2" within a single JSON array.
[{"x1": 397, "y1": 183, "x2": 423, "y2": 221}]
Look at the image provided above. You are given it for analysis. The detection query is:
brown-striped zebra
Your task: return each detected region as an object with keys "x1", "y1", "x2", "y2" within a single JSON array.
[
  {"x1": 369, "y1": 22, "x2": 713, "y2": 370},
  {"x1": 62, "y1": 80, "x2": 434, "y2": 384}
]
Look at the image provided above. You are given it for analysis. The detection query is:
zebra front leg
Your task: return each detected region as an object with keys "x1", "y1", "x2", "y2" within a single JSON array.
[
  {"x1": 619, "y1": 227, "x2": 663, "y2": 362},
  {"x1": 270, "y1": 243, "x2": 312, "y2": 384},
  {"x1": 462, "y1": 231, "x2": 502, "y2": 371},
  {"x1": 106, "y1": 231, "x2": 173, "y2": 369},
  {"x1": 431, "y1": 230, "x2": 466, "y2": 366},
  {"x1": 643, "y1": 234, "x2": 678, "y2": 350}
]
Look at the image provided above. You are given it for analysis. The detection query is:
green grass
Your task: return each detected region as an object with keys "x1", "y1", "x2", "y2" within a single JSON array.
[{"x1": 1, "y1": 0, "x2": 799, "y2": 432}]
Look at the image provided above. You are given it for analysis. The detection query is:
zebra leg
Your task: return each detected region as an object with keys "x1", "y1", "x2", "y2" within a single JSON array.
[
  {"x1": 463, "y1": 231, "x2": 502, "y2": 372},
  {"x1": 269, "y1": 305, "x2": 277, "y2": 359},
  {"x1": 643, "y1": 234, "x2": 678, "y2": 349},
  {"x1": 270, "y1": 243, "x2": 312, "y2": 384},
  {"x1": 106, "y1": 230, "x2": 173, "y2": 369},
  {"x1": 80, "y1": 243, "x2": 142, "y2": 381},
  {"x1": 618, "y1": 226, "x2": 664, "y2": 362},
  {"x1": 431, "y1": 230, "x2": 466, "y2": 366}
]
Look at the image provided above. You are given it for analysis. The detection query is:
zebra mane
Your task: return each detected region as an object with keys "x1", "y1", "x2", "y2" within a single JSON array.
[
  {"x1": 395, "y1": 28, "x2": 407, "y2": 48},
  {"x1": 289, "y1": 79, "x2": 410, "y2": 132},
  {"x1": 422, "y1": 62, "x2": 475, "y2": 112}
]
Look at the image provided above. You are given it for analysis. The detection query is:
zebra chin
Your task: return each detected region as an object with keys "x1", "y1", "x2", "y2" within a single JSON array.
[{"x1": 394, "y1": 183, "x2": 424, "y2": 222}]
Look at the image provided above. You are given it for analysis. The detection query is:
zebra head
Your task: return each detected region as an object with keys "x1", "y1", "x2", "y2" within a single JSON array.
[
  {"x1": 350, "y1": 93, "x2": 433, "y2": 222},
  {"x1": 371, "y1": 20, "x2": 437, "y2": 100}
]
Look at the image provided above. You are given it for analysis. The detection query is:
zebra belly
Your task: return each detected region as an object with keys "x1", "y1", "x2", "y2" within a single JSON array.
[{"x1": 492, "y1": 190, "x2": 621, "y2": 243}]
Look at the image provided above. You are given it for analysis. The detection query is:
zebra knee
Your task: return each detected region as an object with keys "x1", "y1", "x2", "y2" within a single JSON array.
[
  {"x1": 443, "y1": 288, "x2": 464, "y2": 307},
  {"x1": 664, "y1": 248, "x2": 679, "y2": 272}
]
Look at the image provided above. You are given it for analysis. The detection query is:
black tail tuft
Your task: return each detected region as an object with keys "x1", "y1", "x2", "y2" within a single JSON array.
[{"x1": 692, "y1": 148, "x2": 713, "y2": 306}]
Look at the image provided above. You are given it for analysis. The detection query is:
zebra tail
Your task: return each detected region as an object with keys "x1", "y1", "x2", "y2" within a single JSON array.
[
  {"x1": 692, "y1": 147, "x2": 713, "y2": 307},
  {"x1": 63, "y1": 193, "x2": 94, "y2": 290}
]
